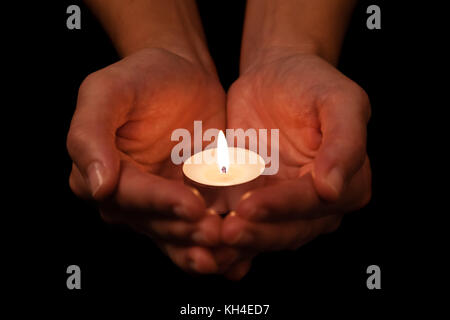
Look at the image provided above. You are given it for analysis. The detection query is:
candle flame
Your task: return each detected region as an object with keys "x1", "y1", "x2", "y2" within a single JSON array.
[{"x1": 217, "y1": 130, "x2": 229, "y2": 174}]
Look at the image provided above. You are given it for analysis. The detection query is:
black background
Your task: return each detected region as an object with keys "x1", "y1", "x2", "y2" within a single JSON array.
[{"x1": 10, "y1": 0, "x2": 431, "y2": 316}]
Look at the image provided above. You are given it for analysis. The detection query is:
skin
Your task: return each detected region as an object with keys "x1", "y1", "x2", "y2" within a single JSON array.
[
  {"x1": 67, "y1": 0, "x2": 372, "y2": 280},
  {"x1": 220, "y1": 0, "x2": 371, "y2": 276},
  {"x1": 222, "y1": 51, "x2": 371, "y2": 257},
  {"x1": 67, "y1": 47, "x2": 229, "y2": 274},
  {"x1": 67, "y1": 0, "x2": 250, "y2": 276},
  {"x1": 68, "y1": 0, "x2": 252, "y2": 278}
]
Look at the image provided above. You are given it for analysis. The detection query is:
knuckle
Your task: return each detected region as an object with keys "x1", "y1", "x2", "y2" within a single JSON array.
[
  {"x1": 325, "y1": 83, "x2": 371, "y2": 122},
  {"x1": 80, "y1": 71, "x2": 115, "y2": 93},
  {"x1": 79, "y1": 72, "x2": 98, "y2": 90},
  {"x1": 352, "y1": 84, "x2": 369, "y2": 103},
  {"x1": 350, "y1": 85, "x2": 371, "y2": 121},
  {"x1": 79, "y1": 69, "x2": 128, "y2": 99},
  {"x1": 78, "y1": 72, "x2": 103, "y2": 95},
  {"x1": 66, "y1": 123, "x2": 90, "y2": 158}
]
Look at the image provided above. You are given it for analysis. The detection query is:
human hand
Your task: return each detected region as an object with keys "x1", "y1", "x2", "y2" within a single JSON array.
[
  {"x1": 67, "y1": 48, "x2": 232, "y2": 274},
  {"x1": 222, "y1": 52, "x2": 371, "y2": 266}
]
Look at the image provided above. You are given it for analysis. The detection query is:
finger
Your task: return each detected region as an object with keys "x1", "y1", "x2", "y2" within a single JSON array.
[
  {"x1": 67, "y1": 72, "x2": 132, "y2": 200},
  {"x1": 141, "y1": 214, "x2": 221, "y2": 246},
  {"x1": 314, "y1": 88, "x2": 371, "y2": 201},
  {"x1": 222, "y1": 214, "x2": 341, "y2": 251},
  {"x1": 236, "y1": 160, "x2": 371, "y2": 222},
  {"x1": 69, "y1": 163, "x2": 91, "y2": 199},
  {"x1": 212, "y1": 247, "x2": 240, "y2": 273},
  {"x1": 109, "y1": 161, "x2": 207, "y2": 221},
  {"x1": 212, "y1": 246, "x2": 254, "y2": 274},
  {"x1": 224, "y1": 259, "x2": 253, "y2": 281},
  {"x1": 236, "y1": 174, "x2": 321, "y2": 221},
  {"x1": 161, "y1": 243, "x2": 219, "y2": 274}
]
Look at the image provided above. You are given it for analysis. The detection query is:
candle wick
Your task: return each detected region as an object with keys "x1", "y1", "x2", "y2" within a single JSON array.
[{"x1": 221, "y1": 166, "x2": 227, "y2": 174}]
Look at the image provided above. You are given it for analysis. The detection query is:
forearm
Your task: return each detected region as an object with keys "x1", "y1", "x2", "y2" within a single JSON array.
[
  {"x1": 241, "y1": 0, "x2": 357, "y2": 71},
  {"x1": 84, "y1": 0, "x2": 214, "y2": 72}
]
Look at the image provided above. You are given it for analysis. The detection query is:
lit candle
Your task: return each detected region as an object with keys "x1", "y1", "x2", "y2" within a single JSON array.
[{"x1": 182, "y1": 131, "x2": 265, "y2": 187}]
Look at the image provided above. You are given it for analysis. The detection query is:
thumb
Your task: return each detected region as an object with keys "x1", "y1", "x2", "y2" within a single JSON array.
[
  {"x1": 314, "y1": 89, "x2": 371, "y2": 202},
  {"x1": 67, "y1": 73, "x2": 131, "y2": 200}
]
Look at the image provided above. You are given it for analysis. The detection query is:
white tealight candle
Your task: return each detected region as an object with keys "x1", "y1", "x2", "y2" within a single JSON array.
[{"x1": 182, "y1": 131, "x2": 265, "y2": 187}]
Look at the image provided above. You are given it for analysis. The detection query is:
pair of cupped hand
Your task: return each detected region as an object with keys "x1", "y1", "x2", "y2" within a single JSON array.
[{"x1": 67, "y1": 48, "x2": 371, "y2": 280}]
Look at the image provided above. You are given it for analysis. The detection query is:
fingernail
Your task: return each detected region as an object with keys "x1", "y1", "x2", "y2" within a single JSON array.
[
  {"x1": 190, "y1": 187, "x2": 201, "y2": 198},
  {"x1": 87, "y1": 161, "x2": 104, "y2": 197},
  {"x1": 230, "y1": 231, "x2": 252, "y2": 245},
  {"x1": 228, "y1": 211, "x2": 236, "y2": 217},
  {"x1": 191, "y1": 232, "x2": 205, "y2": 244},
  {"x1": 326, "y1": 167, "x2": 344, "y2": 198},
  {"x1": 240, "y1": 192, "x2": 252, "y2": 201},
  {"x1": 207, "y1": 208, "x2": 218, "y2": 215}
]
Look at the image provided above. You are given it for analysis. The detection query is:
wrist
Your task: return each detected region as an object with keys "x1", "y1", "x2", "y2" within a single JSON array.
[
  {"x1": 240, "y1": 41, "x2": 329, "y2": 74},
  {"x1": 86, "y1": 0, "x2": 217, "y2": 75},
  {"x1": 240, "y1": 0, "x2": 355, "y2": 73},
  {"x1": 119, "y1": 33, "x2": 216, "y2": 75}
]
